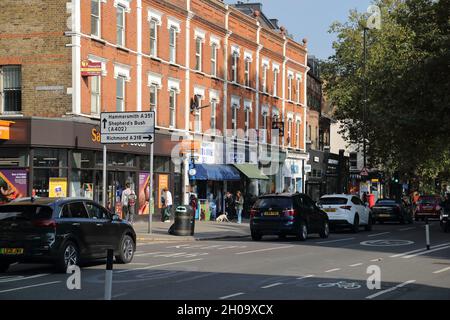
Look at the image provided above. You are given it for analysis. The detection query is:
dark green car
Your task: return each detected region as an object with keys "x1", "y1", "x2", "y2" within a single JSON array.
[{"x1": 0, "y1": 197, "x2": 136, "y2": 273}]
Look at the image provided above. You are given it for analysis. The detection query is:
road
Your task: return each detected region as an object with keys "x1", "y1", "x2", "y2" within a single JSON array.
[{"x1": 1, "y1": 221, "x2": 449, "y2": 300}]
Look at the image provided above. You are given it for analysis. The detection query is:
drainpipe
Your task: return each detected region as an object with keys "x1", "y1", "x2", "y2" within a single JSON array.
[{"x1": 70, "y1": 0, "x2": 81, "y2": 115}]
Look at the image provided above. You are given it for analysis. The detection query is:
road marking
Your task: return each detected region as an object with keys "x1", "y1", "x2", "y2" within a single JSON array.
[
  {"x1": 349, "y1": 263, "x2": 363, "y2": 267},
  {"x1": 0, "y1": 274, "x2": 49, "y2": 283},
  {"x1": 366, "y1": 280, "x2": 416, "y2": 299},
  {"x1": 235, "y1": 245, "x2": 294, "y2": 255},
  {"x1": 175, "y1": 273, "x2": 215, "y2": 283},
  {"x1": 399, "y1": 227, "x2": 416, "y2": 231},
  {"x1": 128, "y1": 262, "x2": 149, "y2": 265},
  {"x1": 134, "y1": 251, "x2": 170, "y2": 257},
  {"x1": 368, "y1": 232, "x2": 391, "y2": 237},
  {"x1": 316, "y1": 237, "x2": 355, "y2": 244},
  {"x1": 433, "y1": 266, "x2": 450, "y2": 274},
  {"x1": 0, "y1": 281, "x2": 61, "y2": 294},
  {"x1": 219, "y1": 292, "x2": 245, "y2": 300},
  {"x1": 403, "y1": 245, "x2": 450, "y2": 259},
  {"x1": 389, "y1": 242, "x2": 450, "y2": 258},
  {"x1": 297, "y1": 275, "x2": 314, "y2": 280},
  {"x1": 371, "y1": 258, "x2": 382, "y2": 262},
  {"x1": 261, "y1": 282, "x2": 283, "y2": 289},
  {"x1": 325, "y1": 268, "x2": 341, "y2": 273},
  {"x1": 116, "y1": 258, "x2": 204, "y2": 273}
]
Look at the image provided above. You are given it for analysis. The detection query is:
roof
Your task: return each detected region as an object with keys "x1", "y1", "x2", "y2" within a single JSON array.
[
  {"x1": 320, "y1": 194, "x2": 355, "y2": 199},
  {"x1": 259, "y1": 192, "x2": 305, "y2": 198},
  {"x1": 5, "y1": 197, "x2": 93, "y2": 206}
]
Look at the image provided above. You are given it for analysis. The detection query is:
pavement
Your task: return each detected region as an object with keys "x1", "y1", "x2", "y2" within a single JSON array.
[{"x1": 133, "y1": 219, "x2": 251, "y2": 242}]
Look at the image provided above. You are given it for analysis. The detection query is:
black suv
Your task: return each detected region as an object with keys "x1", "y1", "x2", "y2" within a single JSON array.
[
  {"x1": 250, "y1": 193, "x2": 329, "y2": 241},
  {"x1": 0, "y1": 198, "x2": 136, "y2": 273}
]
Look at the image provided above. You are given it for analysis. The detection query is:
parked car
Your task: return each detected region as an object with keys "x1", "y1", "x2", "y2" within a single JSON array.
[
  {"x1": 249, "y1": 193, "x2": 329, "y2": 241},
  {"x1": 372, "y1": 199, "x2": 413, "y2": 224},
  {"x1": 0, "y1": 198, "x2": 136, "y2": 273},
  {"x1": 318, "y1": 194, "x2": 372, "y2": 232},
  {"x1": 414, "y1": 195, "x2": 443, "y2": 221}
]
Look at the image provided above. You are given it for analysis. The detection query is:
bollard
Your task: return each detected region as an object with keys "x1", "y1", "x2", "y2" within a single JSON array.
[
  {"x1": 425, "y1": 218, "x2": 430, "y2": 250},
  {"x1": 104, "y1": 249, "x2": 113, "y2": 300}
]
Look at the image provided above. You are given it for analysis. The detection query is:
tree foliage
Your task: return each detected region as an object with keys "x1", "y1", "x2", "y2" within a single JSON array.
[{"x1": 321, "y1": 0, "x2": 450, "y2": 181}]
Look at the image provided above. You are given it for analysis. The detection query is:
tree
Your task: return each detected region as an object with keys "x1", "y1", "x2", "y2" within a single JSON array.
[{"x1": 321, "y1": 0, "x2": 450, "y2": 183}]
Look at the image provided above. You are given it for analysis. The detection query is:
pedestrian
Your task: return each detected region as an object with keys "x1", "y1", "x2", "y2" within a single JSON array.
[
  {"x1": 235, "y1": 191, "x2": 244, "y2": 224},
  {"x1": 208, "y1": 192, "x2": 217, "y2": 221},
  {"x1": 362, "y1": 192, "x2": 368, "y2": 205},
  {"x1": 160, "y1": 190, "x2": 166, "y2": 222},
  {"x1": 163, "y1": 187, "x2": 173, "y2": 223},
  {"x1": 225, "y1": 191, "x2": 235, "y2": 220},
  {"x1": 121, "y1": 183, "x2": 135, "y2": 222}
]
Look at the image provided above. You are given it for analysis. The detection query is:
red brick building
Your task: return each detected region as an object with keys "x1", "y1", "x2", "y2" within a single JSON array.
[{"x1": 0, "y1": 0, "x2": 309, "y2": 214}]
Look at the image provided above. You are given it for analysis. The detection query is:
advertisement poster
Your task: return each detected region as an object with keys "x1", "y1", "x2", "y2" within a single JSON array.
[
  {"x1": 82, "y1": 183, "x2": 93, "y2": 200},
  {"x1": 138, "y1": 172, "x2": 151, "y2": 215},
  {"x1": 0, "y1": 169, "x2": 28, "y2": 204},
  {"x1": 158, "y1": 174, "x2": 169, "y2": 209},
  {"x1": 49, "y1": 177, "x2": 67, "y2": 197}
]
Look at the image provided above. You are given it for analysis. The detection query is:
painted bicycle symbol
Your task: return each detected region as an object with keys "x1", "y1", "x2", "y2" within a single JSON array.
[{"x1": 318, "y1": 281, "x2": 361, "y2": 290}]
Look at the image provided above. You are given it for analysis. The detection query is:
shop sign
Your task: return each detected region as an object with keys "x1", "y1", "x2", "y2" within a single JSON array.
[
  {"x1": 100, "y1": 111, "x2": 155, "y2": 144},
  {"x1": 0, "y1": 120, "x2": 14, "y2": 140},
  {"x1": 304, "y1": 164, "x2": 312, "y2": 173},
  {"x1": 228, "y1": 152, "x2": 245, "y2": 164},
  {"x1": 199, "y1": 142, "x2": 215, "y2": 164},
  {"x1": 0, "y1": 169, "x2": 27, "y2": 204},
  {"x1": 158, "y1": 174, "x2": 169, "y2": 209},
  {"x1": 314, "y1": 156, "x2": 320, "y2": 163},
  {"x1": 81, "y1": 60, "x2": 102, "y2": 77},
  {"x1": 49, "y1": 177, "x2": 67, "y2": 197}
]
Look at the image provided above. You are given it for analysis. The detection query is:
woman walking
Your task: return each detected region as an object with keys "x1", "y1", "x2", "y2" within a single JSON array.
[{"x1": 236, "y1": 191, "x2": 244, "y2": 224}]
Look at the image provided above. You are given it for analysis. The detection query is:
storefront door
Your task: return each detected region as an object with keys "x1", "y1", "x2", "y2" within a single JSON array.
[{"x1": 106, "y1": 171, "x2": 136, "y2": 217}]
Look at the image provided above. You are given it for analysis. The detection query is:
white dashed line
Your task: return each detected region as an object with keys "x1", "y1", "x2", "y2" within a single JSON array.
[
  {"x1": 297, "y1": 275, "x2": 315, "y2": 280},
  {"x1": 368, "y1": 232, "x2": 391, "y2": 237},
  {"x1": 0, "y1": 274, "x2": 49, "y2": 283},
  {"x1": 325, "y1": 268, "x2": 341, "y2": 273},
  {"x1": 349, "y1": 263, "x2": 363, "y2": 267},
  {"x1": 116, "y1": 258, "x2": 204, "y2": 273},
  {"x1": 261, "y1": 282, "x2": 283, "y2": 289},
  {"x1": 371, "y1": 258, "x2": 382, "y2": 262},
  {"x1": 390, "y1": 242, "x2": 450, "y2": 258},
  {"x1": 316, "y1": 237, "x2": 355, "y2": 244},
  {"x1": 0, "y1": 281, "x2": 61, "y2": 294},
  {"x1": 220, "y1": 292, "x2": 245, "y2": 300},
  {"x1": 366, "y1": 280, "x2": 416, "y2": 299},
  {"x1": 432, "y1": 266, "x2": 450, "y2": 274},
  {"x1": 403, "y1": 245, "x2": 450, "y2": 259},
  {"x1": 399, "y1": 227, "x2": 416, "y2": 231},
  {"x1": 235, "y1": 245, "x2": 294, "y2": 255}
]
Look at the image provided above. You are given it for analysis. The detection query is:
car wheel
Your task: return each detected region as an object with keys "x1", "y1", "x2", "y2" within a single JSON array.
[
  {"x1": 365, "y1": 215, "x2": 373, "y2": 231},
  {"x1": 297, "y1": 222, "x2": 308, "y2": 241},
  {"x1": 251, "y1": 231, "x2": 262, "y2": 241},
  {"x1": 352, "y1": 215, "x2": 360, "y2": 233},
  {"x1": 319, "y1": 221, "x2": 330, "y2": 239},
  {"x1": 115, "y1": 234, "x2": 135, "y2": 264},
  {"x1": 56, "y1": 241, "x2": 79, "y2": 273},
  {"x1": 0, "y1": 262, "x2": 10, "y2": 273}
]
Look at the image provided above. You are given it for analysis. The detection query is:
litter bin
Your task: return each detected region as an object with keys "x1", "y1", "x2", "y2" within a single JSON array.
[{"x1": 169, "y1": 205, "x2": 195, "y2": 236}]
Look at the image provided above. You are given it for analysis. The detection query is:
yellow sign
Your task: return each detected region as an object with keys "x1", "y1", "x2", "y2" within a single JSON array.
[
  {"x1": 371, "y1": 179, "x2": 379, "y2": 183},
  {"x1": 0, "y1": 120, "x2": 14, "y2": 140},
  {"x1": 49, "y1": 178, "x2": 68, "y2": 197}
]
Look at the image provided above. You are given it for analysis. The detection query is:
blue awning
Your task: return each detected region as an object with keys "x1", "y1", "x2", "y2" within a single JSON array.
[{"x1": 190, "y1": 164, "x2": 241, "y2": 181}]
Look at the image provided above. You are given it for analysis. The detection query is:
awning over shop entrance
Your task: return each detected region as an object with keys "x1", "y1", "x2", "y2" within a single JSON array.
[
  {"x1": 191, "y1": 164, "x2": 241, "y2": 181},
  {"x1": 233, "y1": 164, "x2": 269, "y2": 180}
]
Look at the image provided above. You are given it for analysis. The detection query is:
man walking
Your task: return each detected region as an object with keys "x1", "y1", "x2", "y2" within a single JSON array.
[
  {"x1": 163, "y1": 187, "x2": 173, "y2": 223},
  {"x1": 121, "y1": 183, "x2": 136, "y2": 223}
]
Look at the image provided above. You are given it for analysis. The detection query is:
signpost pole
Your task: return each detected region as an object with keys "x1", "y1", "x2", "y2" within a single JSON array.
[
  {"x1": 148, "y1": 142, "x2": 154, "y2": 234},
  {"x1": 102, "y1": 144, "x2": 107, "y2": 208}
]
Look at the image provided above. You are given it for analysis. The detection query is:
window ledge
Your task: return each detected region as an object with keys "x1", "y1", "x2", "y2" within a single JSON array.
[
  {"x1": 150, "y1": 56, "x2": 162, "y2": 62},
  {"x1": 91, "y1": 36, "x2": 106, "y2": 45},
  {"x1": 117, "y1": 46, "x2": 130, "y2": 53}
]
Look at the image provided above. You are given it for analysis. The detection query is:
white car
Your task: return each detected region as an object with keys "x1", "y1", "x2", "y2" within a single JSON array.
[{"x1": 318, "y1": 194, "x2": 372, "y2": 232}]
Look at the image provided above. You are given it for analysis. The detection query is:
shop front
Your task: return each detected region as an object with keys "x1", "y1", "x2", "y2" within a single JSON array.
[
  {"x1": 283, "y1": 150, "x2": 308, "y2": 193},
  {"x1": 0, "y1": 117, "x2": 180, "y2": 219},
  {"x1": 306, "y1": 149, "x2": 327, "y2": 201}
]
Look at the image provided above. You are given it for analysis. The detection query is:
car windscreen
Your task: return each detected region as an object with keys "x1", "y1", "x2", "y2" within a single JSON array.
[
  {"x1": 0, "y1": 205, "x2": 53, "y2": 221},
  {"x1": 418, "y1": 198, "x2": 438, "y2": 205},
  {"x1": 375, "y1": 200, "x2": 397, "y2": 206},
  {"x1": 318, "y1": 197, "x2": 348, "y2": 205},
  {"x1": 253, "y1": 197, "x2": 292, "y2": 209}
]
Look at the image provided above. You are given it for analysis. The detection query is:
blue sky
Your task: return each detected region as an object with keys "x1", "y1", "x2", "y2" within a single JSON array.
[{"x1": 226, "y1": 0, "x2": 373, "y2": 60}]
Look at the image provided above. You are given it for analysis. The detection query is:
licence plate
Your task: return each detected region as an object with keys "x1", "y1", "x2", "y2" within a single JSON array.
[
  {"x1": 378, "y1": 214, "x2": 391, "y2": 217},
  {"x1": 324, "y1": 208, "x2": 336, "y2": 213},
  {"x1": 264, "y1": 211, "x2": 279, "y2": 216},
  {"x1": 0, "y1": 248, "x2": 24, "y2": 255}
]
